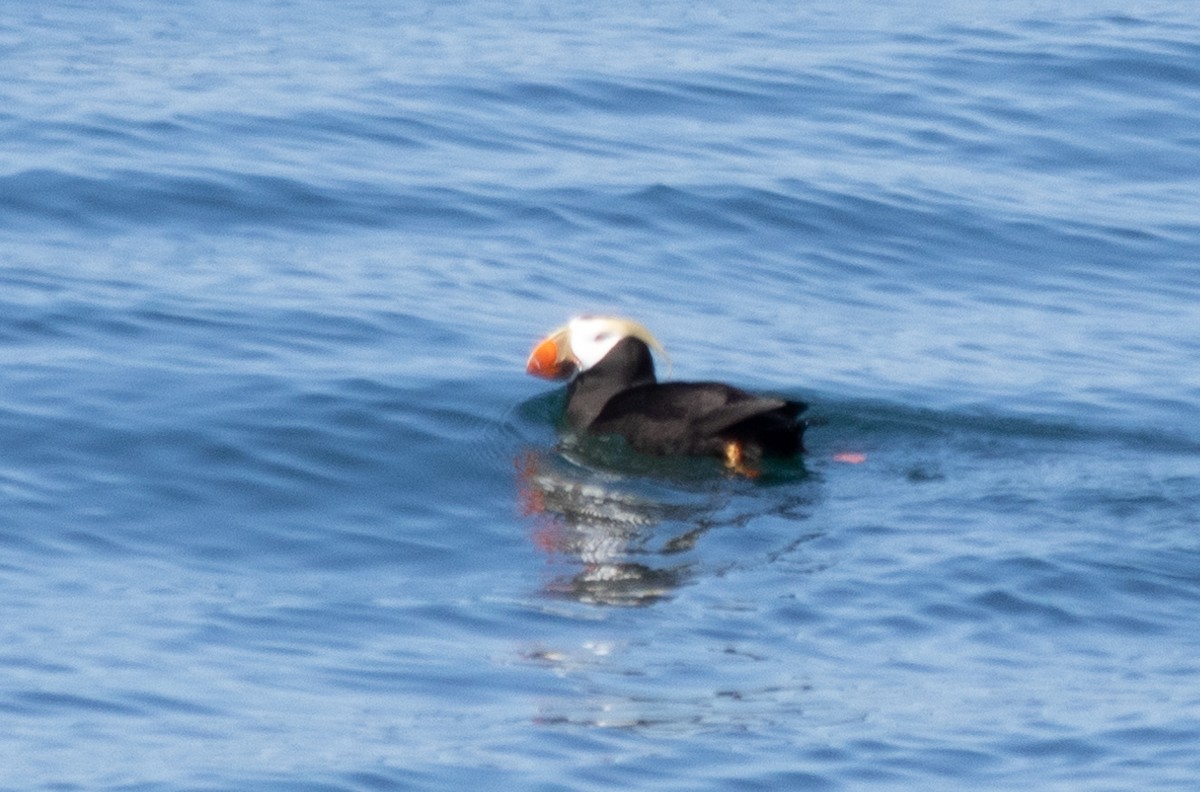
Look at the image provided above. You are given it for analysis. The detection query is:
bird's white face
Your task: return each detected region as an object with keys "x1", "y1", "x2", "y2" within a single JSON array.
[
  {"x1": 566, "y1": 316, "x2": 629, "y2": 371},
  {"x1": 526, "y1": 315, "x2": 667, "y2": 380}
]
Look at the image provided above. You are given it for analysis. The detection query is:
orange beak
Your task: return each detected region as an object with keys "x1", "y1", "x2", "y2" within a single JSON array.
[{"x1": 525, "y1": 329, "x2": 575, "y2": 380}]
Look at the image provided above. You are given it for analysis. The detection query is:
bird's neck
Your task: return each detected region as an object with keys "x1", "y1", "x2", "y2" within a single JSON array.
[{"x1": 565, "y1": 337, "x2": 656, "y2": 429}]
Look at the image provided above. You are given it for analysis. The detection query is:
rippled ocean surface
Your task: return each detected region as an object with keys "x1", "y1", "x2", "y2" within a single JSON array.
[{"x1": 3, "y1": 1, "x2": 1199, "y2": 789}]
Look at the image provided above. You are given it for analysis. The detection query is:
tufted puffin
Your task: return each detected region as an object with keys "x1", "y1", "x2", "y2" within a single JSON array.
[{"x1": 526, "y1": 316, "x2": 807, "y2": 475}]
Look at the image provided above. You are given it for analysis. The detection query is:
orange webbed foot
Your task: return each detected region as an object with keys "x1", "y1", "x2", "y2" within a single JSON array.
[{"x1": 723, "y1": 440, "x2": 760, "y2": 478}]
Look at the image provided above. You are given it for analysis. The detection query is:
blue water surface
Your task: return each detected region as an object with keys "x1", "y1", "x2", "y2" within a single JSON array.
[{"x1": 2, "y1": 1, "x2": 1199, "y2": 790}]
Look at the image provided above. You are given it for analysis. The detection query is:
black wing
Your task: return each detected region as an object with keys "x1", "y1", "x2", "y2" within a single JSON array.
[{"x1": 589, "y1": 381, "x2": 805, "y2": 456}]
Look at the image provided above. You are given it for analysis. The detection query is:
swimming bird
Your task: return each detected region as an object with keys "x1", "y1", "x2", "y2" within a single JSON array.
[{"x1": 525, "y1": 315, "x2": 807, "y2": 475}]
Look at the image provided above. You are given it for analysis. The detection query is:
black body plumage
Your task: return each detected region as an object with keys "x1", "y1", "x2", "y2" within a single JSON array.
[{"x1": 564, "y1": 337, "x2": 806, "y2": 460}]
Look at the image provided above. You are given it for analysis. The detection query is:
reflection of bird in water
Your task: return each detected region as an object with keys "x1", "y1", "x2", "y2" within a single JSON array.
[
  {"x1": 525, "y1": 316, "x2": 808, "y2": 477},
  {"x1": 515, "y1": 449, "x2": 706, "y2": 607},
  {"x1": 515, "y1": 445, "x2": 818, "y2": 607}
]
